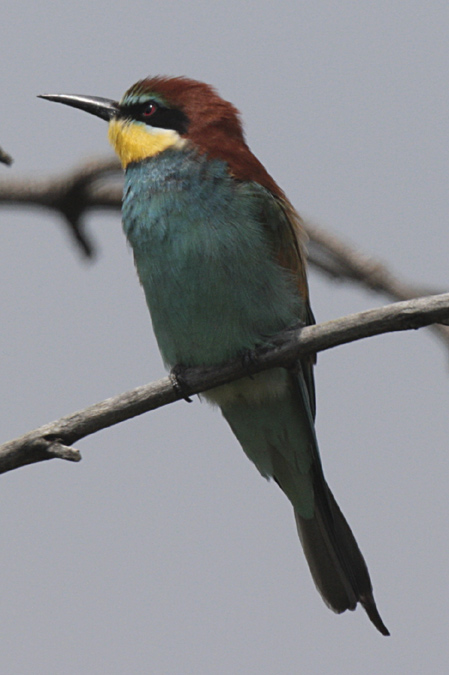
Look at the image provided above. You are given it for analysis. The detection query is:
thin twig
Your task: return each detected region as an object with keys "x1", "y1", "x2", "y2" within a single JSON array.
[
  {"x1": 1, "y1": 292, "x2": 448, "y2": 475},
  {"x1": 0, "y1": 146, "x2": 13, "y2": 166}
]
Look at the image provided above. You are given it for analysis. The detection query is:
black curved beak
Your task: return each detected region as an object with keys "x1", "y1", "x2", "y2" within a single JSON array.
[{"x1": 38, "y1": 94, "x2": 119, "y2": 121}]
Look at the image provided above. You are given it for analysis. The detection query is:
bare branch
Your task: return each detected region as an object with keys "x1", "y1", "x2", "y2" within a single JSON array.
[
  {"x1": 0, "y1": 158, "x2": 436, "y2": 288},
  {"x1": 1, "y1": 160, "x2": 447, "y2": 320},
  {"x1": 1, "y1": 292, "x2": 448, "y2": 476},
  {"x1": 0, "y1": 157, "x2": 121, "y2": 257},
  {"x1": 1, "y1": 157, "x2": 448, "y2": 343},
  {"x1": 305, "y1": 218, "x2": 449, "y2": 323},
  {"x1": 304, "y1": 219, "x2": 449, "y2": 348}
]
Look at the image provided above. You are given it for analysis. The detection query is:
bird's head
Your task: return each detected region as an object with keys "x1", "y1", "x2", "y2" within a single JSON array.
[
  {"x1": 39, "y1": 77, "x2": 244, "y2": 166},
  {"x1": 39, "y1": 76, "x2": 282, "y2": 194}
]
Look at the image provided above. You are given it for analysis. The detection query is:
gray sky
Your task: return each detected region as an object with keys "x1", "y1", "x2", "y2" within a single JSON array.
[{"x1": 1, "y1": 1, "x2": 448, "y2": 673}]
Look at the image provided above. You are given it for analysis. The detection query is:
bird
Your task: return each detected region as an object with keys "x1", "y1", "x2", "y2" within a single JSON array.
[{"x1": 39, "y1": 77, "x2": 389, "y2": 636}]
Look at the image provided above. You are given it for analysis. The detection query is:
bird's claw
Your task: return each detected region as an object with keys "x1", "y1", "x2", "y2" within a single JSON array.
[
  {"x1": 170, "y1": 365, "x2": 193, "y2": 403},
  {"x1": 240, "y1": 348, "x2": 260, "y2": 378}
]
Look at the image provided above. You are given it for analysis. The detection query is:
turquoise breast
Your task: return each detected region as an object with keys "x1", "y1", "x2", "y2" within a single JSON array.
[{"x1": 122, "y1": 147, "x2": 303, "y2": 367}]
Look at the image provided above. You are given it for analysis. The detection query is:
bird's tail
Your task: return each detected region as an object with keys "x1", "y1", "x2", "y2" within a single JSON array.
[
  {"x1": 295, "y1": 480, "x2": 390, "y2": 636},
  {"x1": 217, "y1": 366, "x2": 389, "y2": 635}
]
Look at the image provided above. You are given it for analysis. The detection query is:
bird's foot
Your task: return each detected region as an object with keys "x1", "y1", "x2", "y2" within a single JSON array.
[
  {"x1": 240, "y1": 348, "x2": 260, "y2": 379},
  {"x1": 170, "y1": 364, "x2": 193, "y2": 403}
]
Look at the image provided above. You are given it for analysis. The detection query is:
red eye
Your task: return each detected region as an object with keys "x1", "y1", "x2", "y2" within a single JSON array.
[{"x1": 142, "y1": 102, "x2": 157, "y2": 117}]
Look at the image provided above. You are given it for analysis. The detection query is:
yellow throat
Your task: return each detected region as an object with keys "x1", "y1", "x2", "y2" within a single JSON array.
[{"x1": 108, "y1": 118, "x2": 184, "y2": 168}]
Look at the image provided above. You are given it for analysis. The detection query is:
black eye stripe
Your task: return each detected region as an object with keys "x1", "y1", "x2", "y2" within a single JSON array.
[{"x1": 118, "y1": 101, "x2": 189, "y2": 135}]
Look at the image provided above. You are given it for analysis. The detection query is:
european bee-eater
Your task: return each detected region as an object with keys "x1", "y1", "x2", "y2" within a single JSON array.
[{"x1": 40, "y1": 77, "x2": 388, "y2": 635}]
